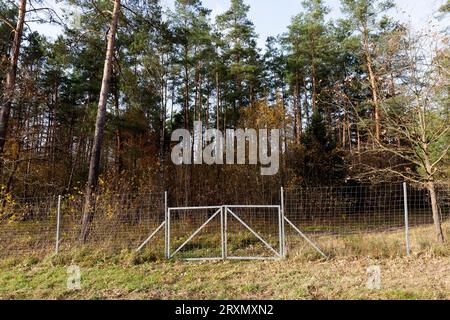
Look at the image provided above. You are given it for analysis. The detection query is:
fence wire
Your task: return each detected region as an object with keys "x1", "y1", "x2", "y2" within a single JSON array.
[
  {"x1": 0, "y1": 196, "x2": 58, "y2": 258},
  {"x1": 408, "y1": 184, "x2": 450, "y2": 251},
  {"x1": 285, "y1": 184, "x2": 406, "y2": 235},
  {"x1": 284, "y1": 183, "x2": 450, "y2": 256},
  {"x1": 0, "y1": 183, "x2": 449, "y2": 259},
  {"x1": 60, "y1": 193, "x2": 165, "y2": 252},
  {"x1": 0, "y1": 193, "x2": 165, "y2": 258}
]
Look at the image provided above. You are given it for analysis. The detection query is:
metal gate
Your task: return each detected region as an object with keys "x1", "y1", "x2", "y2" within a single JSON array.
[
  {"x1": 135, "y1": 189, "x2": 327, "y2": 260},
  {"x1": 165, "y1": 205, "x2": 283, "y2": 260}
]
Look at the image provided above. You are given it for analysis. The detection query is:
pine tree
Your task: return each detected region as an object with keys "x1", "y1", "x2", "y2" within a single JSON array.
[
  {"x1": 81, "y1": 0, "x2": 121, "y2": 242},
  {"x1": 216, "y1": 0, "x2": 261, "y2": 126},
  {"x1": 171, "y1": 0, "x2": 213, "y2": 130},
  {"x1": 340, "y1": 0, "x2": 395, "y2": 142},
  {"x1": 0, "y1": 0, "x2": 27, "y2": 157},
  {"x1": 285, "y1": 0, "x2": 331, "y2": 140}
]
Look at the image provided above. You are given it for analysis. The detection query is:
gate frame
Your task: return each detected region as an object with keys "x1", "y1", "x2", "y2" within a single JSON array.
[
  {"x1": 136, "y1": 189, "x2": 327, "y2": 260},
  {"x1": 224, "y1": 205, "x2": 283, "y2": 260},
  {"x1": 167, "y1": 206, "x2": 224, "y2": 261}
]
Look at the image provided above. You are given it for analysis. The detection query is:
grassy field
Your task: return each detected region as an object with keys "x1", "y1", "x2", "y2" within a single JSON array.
[
  {"x1": 0, "y1": 223, "x2": 449, "y2": 300},
  {"x1": 0, "y1": 252, "x2": 449, "y2": 300}
]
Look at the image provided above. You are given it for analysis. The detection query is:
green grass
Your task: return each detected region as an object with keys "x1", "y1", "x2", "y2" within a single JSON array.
[
  {"x1": 1, "y1": 250, "x2": 449, "y2": 300},
  {"x1": 1, "y1": 221, "x2": 449, "y2": 300}
]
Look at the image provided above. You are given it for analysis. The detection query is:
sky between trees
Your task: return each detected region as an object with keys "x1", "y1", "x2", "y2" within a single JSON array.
[{"x1": 33, "y1": 0, "x2": 450, "y2": 49}]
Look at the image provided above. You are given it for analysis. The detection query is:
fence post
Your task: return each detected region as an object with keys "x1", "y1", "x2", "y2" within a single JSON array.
[
  {"x1": 221, "y1": 206, "x2": 226, "y2": 259},
  {"x1": 224, "y1": 205, "x2": 228, "y2": 258},
  {"x1": 164, "y1": 191, "x2": 169, "y2": 259},
  {"x1": 55, "y1": 195, "x2": 61, "y2": 254},
  {"x1": 280, "y1": 187, "x2": 286, "y2": 257},
  {"x1": 403, "y1": 182, "x2": 410, "y2": 256}
]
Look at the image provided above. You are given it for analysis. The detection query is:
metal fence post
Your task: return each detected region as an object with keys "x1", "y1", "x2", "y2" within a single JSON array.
[
  {"x1": 403, "y1": 182, "x2": 410, "y2": 256},
  {"x1": 55, "y1": 195, "x2": 61, "y2": 254},
  {"x1": 280, "y1": 187, "x2": 286, "y2": 257},
  {"x1": 164, "y1": 191, "x2": 169, "y2": 259},
  {"x1": 221, "y1": 206, "x2": 225, "y2": 259},
  {"x1": 224, "y1": 205, "x2": 228, "y2": 258}
]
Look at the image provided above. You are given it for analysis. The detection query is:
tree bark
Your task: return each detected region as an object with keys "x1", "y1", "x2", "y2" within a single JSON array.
[
  {"x1": 205, "y1": 93, "x2": 210, "y2": 131},
  {"x1": 363, "y1": 27, "x2": 381, "y2": 142},
  {"x1": 80, "y1": 0, "x2": 121, "y2": 242},
  {"x1": 294, "y1": 72, "x2": 302, "y2": 143},
  {"x1": 216, "y1": 71, "x2": 220, "y2": 130},
  {"x1": 427, "y1": 182, "x2": 445, "y2": 243},
  {"x1": 113, "y1": 67, "x2": 123, "y2": 174},
  {"x1": 183, "y1": 47, "x2": 189, "y2": 130},
  {"x1": 0, "y1": 0, "x2": 27, "y2": 157},
  {"x1": 311, "y1": 39, "x2": 317, "y2": 114}
]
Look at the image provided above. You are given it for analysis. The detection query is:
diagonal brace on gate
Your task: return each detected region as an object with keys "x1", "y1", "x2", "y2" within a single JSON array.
[
  {"x1": 226, "y1": 207, "x2": 281, "y2": 257},
  {"x1": 170, "y1": 208, "x2": 222, "y2": 258}
]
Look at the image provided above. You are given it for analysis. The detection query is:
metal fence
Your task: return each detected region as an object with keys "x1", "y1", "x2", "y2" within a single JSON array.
[
  {"x1": 0, "y1": 193, "x2": 165, "y2": 258},
  {"x1": 0, "y1": 183, "x2": 449, "y2": 260}
]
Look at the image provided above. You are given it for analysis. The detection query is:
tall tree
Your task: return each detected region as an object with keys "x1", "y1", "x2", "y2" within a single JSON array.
[
  {"x1": 341, "y1": 0, "x2": 395, "y2": 142},
  {"x1": 263, "y1": 36, "x2": 288, "y2": 152},
  {"x1": 354, "y1": 32, "x2": 449, "y2": 242},
  {"x1": 216, "y1": 0, "x2": 260, "y2": 125},
  {"x1": 284, "y1": 0, "x2": 331, "y2": 141},
  {"x1": 0, "y1": 0, "x2": 27, "y2": 157},
  {"x1": 80, "y1": 0, "x2": 121, "y2": 241},
  {"x1": 285, "y1": 14, "x2": 305, "y2": 142},
  {"x1": 171, "y1": 0, "x2": 212, "y2": 130},
  {"x1": 300, "y1": 0, "x2": 331, "y2": 114}
]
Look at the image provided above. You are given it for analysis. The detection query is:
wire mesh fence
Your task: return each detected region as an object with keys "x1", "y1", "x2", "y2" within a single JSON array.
[
  {"x1": 284, "y1": 184, "x2": 406, "y2": 236},
  {"x1": 283, "y1": 183, "x2": 450, "y2": 257},
  {"x1": 0, "y1": 182, "x2": 449, "y2": 260},
  {"x1": 0, "y1": 196, "x2": 58, "y2": 258},
  {"x1": 0, "y1": 192, "x2": 166, "y2": 258},
  {"x1": 407, "y1": 183, "x2": 450, "y2": 252},
  {"x1": 58, "y1": 193, "x2": 165, "y2": 252}
]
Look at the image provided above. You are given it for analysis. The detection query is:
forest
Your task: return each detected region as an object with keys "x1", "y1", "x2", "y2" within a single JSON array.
[
  {"x1": 2, "y1": 0, "x2": 450, "y2": 303},
  {"x1": 0, "y1": 0, "x2": 449, "y2": 236}
]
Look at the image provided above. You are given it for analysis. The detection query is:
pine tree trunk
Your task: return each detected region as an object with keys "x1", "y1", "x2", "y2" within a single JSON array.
[
  {"x1": 205, "y1": 93, "x2": 210, "y2": 131},
  {"x1": 80, "y1": 0, "x2": 121, "y2": 242},
  {"x1": 311, "y1": 63, "x2": 317, "y2": 113},
  {"x1": 184, "y1": 48, "x2": 189, "y2": 130},
  {"x1": 113, "y1": 69, "x2": 123, "y2": 174},
  {"x1": 216, "y1": 71, "x2": 220, "y2": 130},
  {"x1": 363, "y1": 27, "x2": 381, "y2": 142},
  {"x1": 294, "y1": 72, "x2": 301, "y2": 143},
  {"x1": 0, "y1": 0, "x2": 27, "y2": 157}
]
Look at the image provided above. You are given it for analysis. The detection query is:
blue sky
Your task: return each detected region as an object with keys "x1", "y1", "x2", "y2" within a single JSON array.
[
  {"x1": 188, "y1": 0, "x2": 448, "y2": 48},
  {"x1": 34, "y1": 0, "x2": 449, "y2": 49}
]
